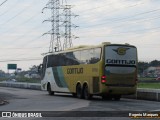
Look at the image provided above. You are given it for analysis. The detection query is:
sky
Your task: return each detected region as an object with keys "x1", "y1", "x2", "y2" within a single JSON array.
[{"x1": 0, "y1": 0, "x2": 160, "y2": 72}]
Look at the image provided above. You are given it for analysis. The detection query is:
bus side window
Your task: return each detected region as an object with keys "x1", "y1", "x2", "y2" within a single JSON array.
[
  {"x1": 73, "y1": 51, "x2": 81, "y2": 65},
  {"x1": 47, "y1": 54, "x2": 66, "y2": 67},
  {"x1": 94, "y1": 48, "x2": 101, "y2": 60},
  {"x1": 59, "y1": 54, "x2": 66, "y2": 66},
  {"x1": 81, "y1": 50, "x2": 90, "y2": 64},
  {"x1": 65, "y1": 53, "x2": 74, "y2": 65},
  {"x1": 89, "y1": 48, "x2": 101, "y2": 64}
]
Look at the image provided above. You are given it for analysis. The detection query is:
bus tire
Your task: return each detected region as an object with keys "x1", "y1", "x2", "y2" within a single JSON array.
[
  {"x1": 76, "y1": 84, "x2": 83, "y2": 99},
  {"x1": 114, "y1": 95, "x2": 121, "y2": 101},
  {"x1": 47, "y1": 83, "x2": 54, "y2": 95},
  {"x1": 102, "y1": 95, "x2": 112, "y2": 100},
  {"x1": 83, "y1": 85, "x2": 92, "y2": 100},
  {"x1": 72, "y1": 93, "x2": 77, "y2": 97}
]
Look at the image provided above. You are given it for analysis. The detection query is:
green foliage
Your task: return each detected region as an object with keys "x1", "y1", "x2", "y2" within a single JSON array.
[
  {"x1": 149, "y1": 60, "x2": 160, "y2": 67},
  {"x1": 0, "y1": 77, "x2": 41, "y2": 83},
  {"x1": 0, "y1": 78, "x2": 8, "y2": 82},
  {"x1": 138, "y1": 77, "x2": 155, "y2": 81},
  {"x1": 16, "y1": 77, "x2": 41, "y2": 83},
  {"x1": 138, "y1": 83, "x2": 160, "y2": 89},
  {"x1": 138, "y1": 60, "x2": 160, "y2": 75},
  {"x1": 138, "y1": 61, "x2": 149, "y2": 74}
]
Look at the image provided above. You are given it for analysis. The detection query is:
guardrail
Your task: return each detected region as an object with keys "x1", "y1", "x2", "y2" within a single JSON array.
[
  {"x1": 123, "y1": 88, "x2": 160, "y2": 102},
  {"x1": 0, "y1": 82, "x2": 41, "y2": 90},
  {"x1": 138, "y1": 80, "x2": 160, "y2": 83},
  {"x1": 0, "y1": 82, "x2": 160, "y2": 102}
]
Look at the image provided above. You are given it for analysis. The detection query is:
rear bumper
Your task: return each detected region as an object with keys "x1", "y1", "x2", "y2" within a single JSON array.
[{"x1": 101, "y1": 86, "x2": 137, "y2": 95}]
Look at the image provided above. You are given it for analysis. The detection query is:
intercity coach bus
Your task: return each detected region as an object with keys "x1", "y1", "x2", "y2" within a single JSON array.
[{"x1": 40, "y1": 42, "x2": 138, "y2": 100}]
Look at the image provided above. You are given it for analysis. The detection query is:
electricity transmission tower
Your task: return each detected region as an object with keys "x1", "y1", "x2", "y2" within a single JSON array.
[
  {"x1": 62, "y1": 5, "x2": 78, "y2": 50},
  {"x1": 42, "y1": 0, "x2": 62, "y2": 52},
  {"x1": 42, "y1": 0, "x2": 78, "y2": 53}
]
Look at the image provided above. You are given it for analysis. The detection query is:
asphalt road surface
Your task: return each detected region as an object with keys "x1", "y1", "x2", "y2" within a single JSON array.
[{"x1": 0, "y1": 87, "x2": 160, "y2": 120}]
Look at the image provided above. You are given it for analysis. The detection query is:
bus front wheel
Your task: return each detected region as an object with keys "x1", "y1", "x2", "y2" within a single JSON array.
[{"x1": 47, "y1": 83, "x2": 54, "y2": 95}]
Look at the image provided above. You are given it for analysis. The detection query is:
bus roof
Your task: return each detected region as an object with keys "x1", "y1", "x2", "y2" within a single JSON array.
[{"x1": 43, "y1": 42, "x2": 135, "y2": 56}]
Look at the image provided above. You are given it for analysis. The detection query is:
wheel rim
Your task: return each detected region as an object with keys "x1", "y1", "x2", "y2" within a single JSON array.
[
  {"x1": 76, "y1": 85, "x2": 81, "y2": 98},
  {"x1": 47, "y1": 84, "x2": 54, "y2": 95},
  {"x1": 114, "y1": 95, "x2": 121, "y2": 101},
  {"x1": 84, "y1": 86, "x2": 89, "y2": 99},
  {"x1": 48, "y1": 85, "x2": 51, "y2": 94}
]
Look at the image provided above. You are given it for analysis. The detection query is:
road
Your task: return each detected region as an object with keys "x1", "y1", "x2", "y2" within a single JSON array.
[{"x1": 0, "y1": 87, "x2": 160, "y2": 120}]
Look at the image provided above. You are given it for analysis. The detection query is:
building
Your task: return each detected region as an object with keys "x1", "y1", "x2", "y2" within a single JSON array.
[{"x1": 144, "y1": 66, "x2": 160, "y2": 77}]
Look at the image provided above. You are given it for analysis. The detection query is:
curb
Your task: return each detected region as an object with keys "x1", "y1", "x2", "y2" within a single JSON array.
[
  {"x1": 0, "y1": 82, "x2": 160, "y2": 102},
  {"x1": 123, "y1": 88, "x2": 160, "y2": 102},
  {"x1": 0, "y1": 82, "x2": 41, "y2": 90}
]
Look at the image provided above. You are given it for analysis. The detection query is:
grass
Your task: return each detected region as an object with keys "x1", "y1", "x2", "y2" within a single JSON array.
[
  {"x1": 1, "y1": 77, "x2": 160, "y2": 89},
  {"x1": 16, "y1": 78, "x2": 41, "y2": 83},
  {"x1": 138, "y1": 77, "x2": 155, "y2": 81},
  {"x1": 0, "y1": 78, "x2": 7, "y2": 82},
  {"x1": 138, "y1": 83, "x2": 160, "y2": 89}
]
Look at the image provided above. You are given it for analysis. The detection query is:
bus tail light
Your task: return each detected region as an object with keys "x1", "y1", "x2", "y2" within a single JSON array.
[{"x1": 101, "y1": 75, "x2": 107, "y2": 83}]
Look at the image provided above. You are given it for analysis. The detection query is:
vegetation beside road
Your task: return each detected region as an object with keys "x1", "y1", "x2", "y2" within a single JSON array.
[
  {"x1": 1, "y1": 77, "x2": 160, "y2": 89},
  {"x1": 138, "y1": 77, "x2": 155, "y2": 81},
  {"x1": 0, "y1": 77, "x2": 41, "y2": 83},
  {"x1": 137, "y1": 77, "x2": 160, "y2": 89},
  {"x1": 16, "y1": 78, "x2": 41, "y2": 83},
  {"x1": 138, "y1": 83, "x2": 160, "y2": 89}
]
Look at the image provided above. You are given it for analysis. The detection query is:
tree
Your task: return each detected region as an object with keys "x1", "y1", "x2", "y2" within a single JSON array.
[
  {"x1": 29, "y1": 65, "x2": 39, "y2": 73},
  {"x1": 149, "y1": 60, "x2": 160, "y2": 67},
  {"x1": 138, "y1": 61, "x2": 149, "y2": 75},
  {"x1": 138, "y1": 60, "x2": 160, "y2": 76}
]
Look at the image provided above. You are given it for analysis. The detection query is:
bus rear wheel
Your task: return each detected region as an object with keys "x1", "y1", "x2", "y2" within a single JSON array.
[
  {"x1": 102, "y1": 95, "x2": 112, "y2": 100},
  {"x1": 76, "y1": 84, "x2": 83, "y2": 99},
  {"x1": 83, "y1": 85, "x2": 92, "y2": 100},
  {"x1": 72, "y1": 93, "x2": 76, "y2": 97},
  {"x1": 113, "y1": 95, "x2": 121, "y2": 101},
  {"x1": 47, "y1": 83, "x2": 54, "y2": 95}
]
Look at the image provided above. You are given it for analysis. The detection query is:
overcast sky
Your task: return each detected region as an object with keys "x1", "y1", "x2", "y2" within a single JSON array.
[{"x1": 0, "y1": 0, "x2": 160, "y2": 72}]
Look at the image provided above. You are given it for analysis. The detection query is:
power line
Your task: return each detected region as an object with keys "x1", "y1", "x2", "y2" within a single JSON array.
[
  {"x1": 0, "y1": 0, "x2": 8, "y2": 7},
  {"x1": 0, "y1": 1, "x2": 36, "y2": 27},
  {"x1": 78, "y1": 1, "x2": 145, "y2": 19},
  {"x1": 8, "y1": 41, "x2": 50, "y2": 58},
  {"x1": 0, "y1": 11, "x2": 41, "y2": 34},
  {"x1": 80, "y1": 27, "x2": 160, "y2": 37},
  {"x1": 79, "y1": 8, "x2": 160, "y2": 29},
  {"x1": 75, "y1": 14, "x2": 160, "y2": 34},
  {"x1": 0, "y1": 47, "x2": 48, "y2": 50},
  {"x1": 0, "y1": 0, "x2": 19, "y2": 17},
  {"x1": 0, "y1": 47, "x2": 46, "y2": 59},
  {"x1": 0, "y1": 58, "x2": 42, "y2": 62},
  {"x1": 76, "y1": 1, "x2": 115, "y2": 13},
  {"x1": 2, "y1": 24, "x2": 43, "y2": 45}
]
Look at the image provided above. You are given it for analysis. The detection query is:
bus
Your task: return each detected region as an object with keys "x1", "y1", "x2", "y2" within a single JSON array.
[{"x1": 40, "y1": 42, "x2": 138, "y2": 100}]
